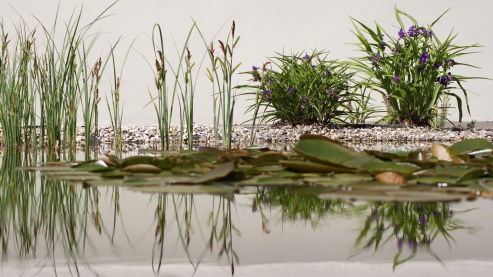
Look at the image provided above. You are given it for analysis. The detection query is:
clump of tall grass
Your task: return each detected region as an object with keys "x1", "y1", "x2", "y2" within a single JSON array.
[
  {"x1": 200, "y1": 21, "x2": 241, "y2": 149},
  {"x1": 0, "y1": 2, "x2": 117, "y2": 151},
  {"x1": 0, "y1": 22, "x2": 37, "y2": 149}
]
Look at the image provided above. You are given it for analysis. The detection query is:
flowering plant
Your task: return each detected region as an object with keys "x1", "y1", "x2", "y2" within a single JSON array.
[
  {"x1": 247, "y1": 50, "x2": 356, "y2": 125},
  {"x1": 351, "y1": 202, "x2": 465, "y2": 270},
  {"x1": 351, "y1": 7, "x2": 483, "y2": 127}
]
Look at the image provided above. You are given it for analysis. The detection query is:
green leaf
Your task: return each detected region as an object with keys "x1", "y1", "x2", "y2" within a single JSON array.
[
  {"x1": 360, "y1": 161, "x2": 421, "y2": 175},
  {"x1": 176, "y1": 161, "x2": 235, "y2": 184},
  {"x1": 293, "y1": 139, "x2": 376, "y2": 168},
  {"x1": 450, "y1": 138, "x2": 493, "y2": 154}
]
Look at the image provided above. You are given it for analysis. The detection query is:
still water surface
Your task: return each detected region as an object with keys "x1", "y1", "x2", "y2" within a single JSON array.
[{"x1": 1, "y1": 149, "x2": 493, "y2": 276}]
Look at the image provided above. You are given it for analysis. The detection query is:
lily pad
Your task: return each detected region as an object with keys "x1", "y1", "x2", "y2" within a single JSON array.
[
  {"x1": 293, "y1": 139, "x2": 376, "y2": 168},
  {"x1": 129, "y1": 185, "x2": 237, "y2": 194},
  {"x1": 450, "y1": 138, "x2": 493, "y2": 154}
]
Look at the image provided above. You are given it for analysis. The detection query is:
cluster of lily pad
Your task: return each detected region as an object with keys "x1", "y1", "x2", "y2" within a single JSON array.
[{"x1": 24, "y1": 136, "x2": 493, "y2": 202}]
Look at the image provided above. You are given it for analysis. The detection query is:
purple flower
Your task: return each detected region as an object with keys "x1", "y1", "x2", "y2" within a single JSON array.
[
  {"x1": 397, "y1": 238, "x2": 403, "y2": 249},
  {"x1": 419, "y1": 214, "x2": 427, "y2": 225},
  {"x1": 325, "y1": 69, "x2": 331, "y2": 76},
  {"x1": 373, "y1": 55, "x2": 381, "y2": 61},
  {"x1": 393, "y1": 75, "x2": 399, "y2": 83},
  {"x1": 408, "y1": 25, "x2": 416, "y2": 37},
  {"x1": 434, "y1": 62, "x2": 441, "y2": 69},
  {"x1": 429, "y1": 30, "x2": 433, "y2": 38},
  {"x1": 327, "y1": 88, "x2": 334, "y2": 95},
  {"x1": 420, "y1": 29, "x2": 428, "y2": 36},
  {"x1": 302, "y1": 54, "x2": 310, "y2": 60},
  {"x1": 420, "y1": 52, "x2": 429, "y2": 63},
  {"x1": 450, "y1": 59, "x2": 457, "y2": 66},
  {"x1": 439, "y1": 72, "x2": 453, "y2": 87},
  {"x1": 288, "y1": 87, "x2": 295, "y2": 93},
  {"x1": 417, "y1": 67, "x2": 423, "y2": 73},
  {"x1": 380, "y1": 41, "x2": 386, "y2": 50},
  {"x1": 262, "y1": 89, "x2": 273, "y2": 99},
  {"x1": 398, "y1": 29, "x2": 405, "y2": 38},
  {"x1": 252, "y1": 66, "x2": 259, "y2": 71}
]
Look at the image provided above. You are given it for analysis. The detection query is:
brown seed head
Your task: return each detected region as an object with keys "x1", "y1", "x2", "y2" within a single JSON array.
[
  {"x1": 155, "y1": 59, "x2": 162, "y2": 73},
  {"x1": 218, "y1": 40, "x2": 226, "y2": 55},
  {"x1": 186, "y1": 47, "x2": 191, "y2": 61},
  {"x1": 231, "y1": 21, "x2": 236, "y2": 38},
  {"x1": 209, "y1": 42, "x2": 214, "y2": 57}
]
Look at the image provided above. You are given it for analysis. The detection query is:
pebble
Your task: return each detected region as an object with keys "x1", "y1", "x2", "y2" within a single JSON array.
[{"x1": 2, "y1": 124, "x2": 492, "y2": 152}]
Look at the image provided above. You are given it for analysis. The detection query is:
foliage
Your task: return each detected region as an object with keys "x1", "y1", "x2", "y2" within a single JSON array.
[
  {"x1": 246, "y1": 51, "x2": 357, "y2": 125},
  {"x1": 350, "y1": 202, "x2": 470, "y2": 270},
  {"x1": 200, "y1": 21, "x2": 241, "y2": 149},
  {"x1": 351, "y1": 6, "x2": 484, "y2": 127},
  {"x1": 23, "y1": 136, "x2": 493, "y2": 203}
]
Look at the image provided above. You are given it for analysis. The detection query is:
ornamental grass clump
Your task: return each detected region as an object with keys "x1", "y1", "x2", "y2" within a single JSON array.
[
  {"x1": 247, "y1": 51, "x2": 356, "y2": 125},
  {"x1": 351, "y1": 7, "x2": 485, "y2": 127}
]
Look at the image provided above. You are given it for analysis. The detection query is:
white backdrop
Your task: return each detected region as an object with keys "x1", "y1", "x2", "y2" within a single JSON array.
[{"x1": 1, "y1": 0, "x2": 491, "y2": 125}]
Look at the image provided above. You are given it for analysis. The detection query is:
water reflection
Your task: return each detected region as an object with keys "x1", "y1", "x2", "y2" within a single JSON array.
[
  {"x1": 0, "y1": 149, "x2": 489, "y2": 276},
  {"x1": 348, "y1": 202, "x2": 474, "y2": 269}
]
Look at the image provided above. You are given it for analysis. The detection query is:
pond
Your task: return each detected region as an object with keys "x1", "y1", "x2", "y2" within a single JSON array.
[{"x1": 1, "y1": 140, "x2": 493, "y2": 277}]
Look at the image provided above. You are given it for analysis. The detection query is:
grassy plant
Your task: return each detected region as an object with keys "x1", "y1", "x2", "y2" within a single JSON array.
[
  {"x1": 346, "y1": 83, "x2": 382, "y2": 124},
  {"x1": 246, "y1": 50, "x2": 355, "y2": 125},
  {"x1": 351, "y1": 6, "x2": 485, "y2": 127},
  {"x1": 106, "y1": 38, "x2": 134, "y2": 155},
  {"x1": 199, "y1": 21, "x2": 240, "y2": 149},
  {"x1": 31, "y1": 3, "x2": 117, "y2": 151},
  {"x1": 0, "y1": 21, "x2": 37, "y2": 149},
  {"x1": 149, "y1": 24, "x2": 197, "y2": 150}
]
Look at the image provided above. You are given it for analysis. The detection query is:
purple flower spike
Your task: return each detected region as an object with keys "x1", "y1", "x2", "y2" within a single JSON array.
[
  {"x1": 325, "y1": 69, "x2": 331, "y2": 76},
  {"x1": 419, "y1": 214, "x2": 427, "y2": 225},
  {"x1": 252, "y1": 66, "x2": 259, "y2": 71},
  {"x1": 288, "y1": 87, "x2": 295, "y2": 93},
  {"x1": 417, "y1": 67, "x2": 423, "y2": 73},
  {"x1": 397, "y1": 238, "x2": 403, "y2": 249},
  {"x1": 429, "y1": 30, "x2": 433, "y2": 38},
  {"x1": 327, "y1": 88, "x2": 334, "y2": 95},
  {"x1": 393, "y1": 75, "x2": 399, "y2": 83},
  {"x1": 302, "y1": 54, "x2": 310, "y2": 60}
]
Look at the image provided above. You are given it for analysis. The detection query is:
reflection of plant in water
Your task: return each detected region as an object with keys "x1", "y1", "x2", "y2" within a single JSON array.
[
  {"x1": 208, "y1": 196, "x2": 239, "y2": 274},
  {"x1": 0, "y1": 149, "x2": 37, "y2": 258},
  {"x1": 0, "y1": 148, "x2": 121, "y2": 275},
  {"x1": 151, "y1": 194, "x2": 239, "y2": 275},
  {"x1": 350, "y1": 202, "x2": 473, "y2": 269},
  {"x1": 255, "y1": 187, "x2": 356, "y2": 228}
]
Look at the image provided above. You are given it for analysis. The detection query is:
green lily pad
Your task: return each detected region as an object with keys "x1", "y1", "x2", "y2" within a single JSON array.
[
  {"x1": 280, "y1": 160, "x2": 356, "y2": 173},
  {"x1": 450, "y1": 138, "x2": 493, "y2": 154},
  {"x1": 360, "y1": 161, "x2": 421, "y2": 175},
  {"x1": 175, "y1": 161, "x2": 235, "y2": 184},
  {"x1": 293, "y1": 139, "x2": 376, "y2": 168},
  {"x1": 129, "y1": 185, "x2": 237, "y2": 194}
]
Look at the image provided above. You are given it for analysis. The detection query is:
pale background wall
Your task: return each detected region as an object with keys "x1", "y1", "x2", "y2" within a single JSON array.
[{"x1": 1, "y1": 0, "x2": 491, "y2": 126}]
